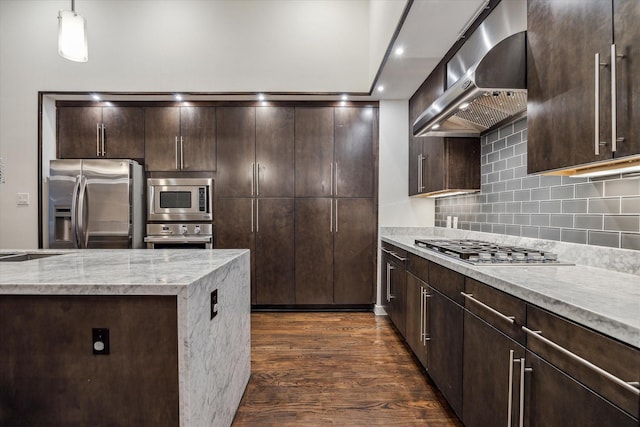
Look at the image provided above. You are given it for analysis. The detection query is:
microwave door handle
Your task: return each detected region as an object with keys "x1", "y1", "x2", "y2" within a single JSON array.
[
  {"x1": 70, "y1": 175, "x2": 81, "y2": 248},
  {"x1": 77, "y1": 176, "x2": 89, "y2": 249}
]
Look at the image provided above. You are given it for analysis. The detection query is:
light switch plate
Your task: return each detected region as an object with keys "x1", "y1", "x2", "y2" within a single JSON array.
[{"x1": 17, "y1": 193, "x2": 29, "y2": 205}]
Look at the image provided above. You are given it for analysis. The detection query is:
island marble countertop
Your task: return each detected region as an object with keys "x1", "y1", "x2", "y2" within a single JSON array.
[
  {"x1": 0, "y1": 249, "x2": 249, "y2": 295},
  {"x1": 382, "y1": 234, "x2": 640, "y2": 349}
]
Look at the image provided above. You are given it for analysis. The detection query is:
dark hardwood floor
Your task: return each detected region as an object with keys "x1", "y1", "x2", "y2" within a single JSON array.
[{"x1": 232, "y1": 312, "x2": 462, "y2": 426}]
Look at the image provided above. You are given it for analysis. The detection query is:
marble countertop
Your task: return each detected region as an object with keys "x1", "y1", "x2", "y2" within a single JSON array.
[
  {"x1": 381, "y1": 234, "x2": 640, "y2": 349},
  {"x1": 0, "y1": 249, "x2": 249, "y2": 295}
]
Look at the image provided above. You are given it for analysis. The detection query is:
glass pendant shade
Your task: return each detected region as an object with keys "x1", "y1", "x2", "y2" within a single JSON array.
[{"x1": 58, "y1": 10, "x2": 88, "y2": 62}]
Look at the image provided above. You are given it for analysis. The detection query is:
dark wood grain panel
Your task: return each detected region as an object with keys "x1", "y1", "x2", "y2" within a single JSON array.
[
  {"x1": 428, "y1": 262, "x2": 464, "y2": 304},
  {"x1": 232, "y1": 312, "x2": 462, "y2": 426},
  {"x1": 334, "y1": 107, "x2": 375, "y2": 198},
  {"x1": 526, "y1": 305, "x2": 639, "y2": 418},
  {"x1": 57, "y1": 107, "x2": 103, "y2": 159},
  {"x1": 423, "y1": 137, "x2": 445, "y2": 193},
  {"x1": 613, "y1": 0, "x2": 640, "y2": 159},
  {"x1": 445, "y1": 137, "x2": 480, "y2": 190},
  {"x1": 406, "y1": 272, "x2": 428, "y2": 368},
  {"x1": 294, "y1": 108, "x2": 334, "y2": 197},
  {"x1": 429, "y1": 288, "x2": 464, "y2": 419},
  {"x1": 407, "y1": 252, "x2": 429, "y2": 282},
  {"x1": 101, "y1": 107, "x2": 144, "y2": 160},
  {"x1": 180, "y1": 106, "x2": 216, "y2": 171},
  {"x1": 0, "y1": 295, "x2": 179, "y2": 427},
  {"x1": 294, "y1": 198, "x2": 333, "y2": 304},
  {"x1": 256, "y1": 107, "x2": 295, "y2": 197},
  {"x1": 214, "y1": 197, "x2": 256, "y2": 303},
  {"x1": 333, "y1": 198, "x2": 374, "y2": 304},
  {"x1": 144, "y1": 107, "x2": 180, "y2": 171},
  {"x1": 216, "y1": 107, "x2": 256, "y2": 197},
  {"x1": 524, "y1": 350, "x2": 638, "y2": 426},
  {"x1": 255, "y1": 198, "x2": 295, "y2": 305},
  {"x1": 527, "y1": 0, "x2": 613, "y2": 173}
]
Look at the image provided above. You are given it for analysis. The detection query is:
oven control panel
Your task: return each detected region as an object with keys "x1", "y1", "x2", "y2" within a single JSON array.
[{"x1": 147, "y1": 223, "x2": 212, "y2": 236}]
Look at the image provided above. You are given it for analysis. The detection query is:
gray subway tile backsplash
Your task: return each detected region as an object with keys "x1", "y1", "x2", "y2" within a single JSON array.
[{"x1": 434, "y1": 119, "x2": 640, "y2": 250}]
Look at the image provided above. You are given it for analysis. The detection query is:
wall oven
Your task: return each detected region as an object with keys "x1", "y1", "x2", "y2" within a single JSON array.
[{"x1": 145, "y1": 178, "x2": 214, "y2": 249}]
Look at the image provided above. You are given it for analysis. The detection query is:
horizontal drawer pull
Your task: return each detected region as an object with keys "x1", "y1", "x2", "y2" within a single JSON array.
[
  {"x1": 523, "y1": 326, "x2": 640, "y2": 396},
  {"x1": 461, "y1": 292, "x2": 515, "y2": 324},
  {"x1": 380, "y1": 247, "x2": 407, "y2": 262}
]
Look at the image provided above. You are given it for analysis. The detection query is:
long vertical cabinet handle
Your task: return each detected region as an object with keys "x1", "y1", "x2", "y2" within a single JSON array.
[
  {"x1": 507, "y1": 350, "x2": 516, "y2": 427},
  {"x1": 519, "y1": 356, "x2": 527, "y2": 427},
  {"x1": 180, "y1": 136, "x2": 184, "y2": 170},
  {"x1": 595, "y1": 53, "x2": 601, "y2": 155},
  {"x1": 424, "y1": 290, "x2": 431, "y2": 344},
  {"x1": 420, "y1": 286, "x2": 424, "y2": 344},
  {"x1": 334, "y1": 162, "x2": 338, "y2": 196},
  {"x1": 251, "y1": 163, "x2": 255, "y2": 196},
  {"x1": 611, "y1": 43, "x2": 626, "y2": 152},
  {"x1": 251, "y1": 199, "x2": 254, "y2": 233},
  {"x1": 96, "y1": 124, "x2": 101, "y2": 156},
  {"x1": 175, "y1": 137, "x2": 179, "y2": 169},
  {"x1": 330, "y1": 199, "x2": 333, "y2": 232},
  {"x1": 330, "y1": 162, "x2": 333, "y2": 197},
  {"x1": 388, "y1": 265, "x2": 396, "y2": 300},
  {"x1": 335, "y1": 199, "x2": 338, "y2": 233},
  {"x1": 385, "y1": 262, "x2": 391, "y2": 302},
  {"x1": 417, "y1": 155, "x2": 422, "y2": 193},
  {"x1": 256, "y1": 163, "x2": 260, "y2": 196},
  {"x1": 256, "y1": 199, "x2": 259, "y2": 233},
  {"x1": 101, "y1": 124, "x2": 106, "y2": 156}
]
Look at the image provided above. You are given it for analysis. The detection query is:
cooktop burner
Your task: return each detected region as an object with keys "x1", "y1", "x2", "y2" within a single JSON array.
[{"x1": 414, "y1": 239, "x2": 573, "y2": 266}]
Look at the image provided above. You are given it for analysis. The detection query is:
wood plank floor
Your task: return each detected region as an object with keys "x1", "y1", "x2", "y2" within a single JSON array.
[{"x1": 232, "y1": 312, "x2": 462, "y2": 426}]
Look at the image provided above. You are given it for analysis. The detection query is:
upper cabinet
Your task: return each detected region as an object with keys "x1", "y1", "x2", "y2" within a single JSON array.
[
  {"x1": 145, "y1": 106, "x2": 216, "y2": 172},
  {"x1": 409, "y1": 63, "x2": 480, "y2": 196},
  {"x1": 58, "y1": 107, "x2": 144, "y2": 161},
  {"x1": 295, "y1": 107, "x2": 376, "y2": 198},
  {"x1": 527, "y1": 0, "x2": 640, "y2": 174}
]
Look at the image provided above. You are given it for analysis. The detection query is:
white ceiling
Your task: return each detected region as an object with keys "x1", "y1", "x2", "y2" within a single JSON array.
[{"x1": 375, "y1": 0, "x2": 487, "y2": 100}]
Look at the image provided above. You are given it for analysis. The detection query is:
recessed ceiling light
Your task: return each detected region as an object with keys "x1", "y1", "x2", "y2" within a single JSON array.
[
  {"x1": 432, "y1": 124, "x2": 440, "y2": 130},
  {"x1": 341, "y1": 94, "x2": 348, "y2": 101},
  {"x1": 91, "y1": 94, "x2": 101, "y2": 101},
  {"x1": 258, "y1": 93, "x2": 266, "y2": 101},
  {"x1": 377, "y1": 85, "x2": 385, "y2": 92},
  {"x1": 395, "y1": 46, "x2": 404, "y2": 56},
  {"x1": 175, "y1": 94, "x2": 183, "y2": 101},
  {"x1": 459, "y1": 102, "x2": 470, "y2": 110},
  {"x1": 340, "y1": 101, "x2": 347, "y2": 106}
]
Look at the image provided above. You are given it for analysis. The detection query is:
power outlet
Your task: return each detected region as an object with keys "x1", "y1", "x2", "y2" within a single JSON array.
[
  {"x1": 211, "y1": 289, "x2": 218, "y2": 320},
  {"x1": 17, "y1": 193, "x2": 30, "y2": 206},
  {"x1": 92, "y1": 328, "x2": 110, "y2": 355}
]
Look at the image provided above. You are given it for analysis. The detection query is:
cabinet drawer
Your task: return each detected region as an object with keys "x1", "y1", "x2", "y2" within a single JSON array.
[
  {"x1": 407, "y1": 252, "x2": 428, "y2": 282},
  {"x1": 380, "y1": 243, "x2": 407, "y2": 267},
  {"x1": 463, "y1": 278, "x2": 525, "y2": 343},
  {"x1": 526, "y1": 305, "x2": 639, "y2": 419},
  {"x1": 428, "y1": 262, "x2": 464, "y2": 304}
]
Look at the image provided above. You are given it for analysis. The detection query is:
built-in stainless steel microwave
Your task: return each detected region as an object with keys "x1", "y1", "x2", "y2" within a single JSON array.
[{"x1": 147, "y1": 178, "x2": 213, "y2": 221}]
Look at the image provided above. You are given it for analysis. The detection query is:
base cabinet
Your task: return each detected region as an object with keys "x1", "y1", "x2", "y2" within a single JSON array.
[
  {"x1": 405, "y1": 273, "x2": 428, "y2": 368},
  {"x1": 524, "y1": 351, "x2": 637, "y2": 427}
]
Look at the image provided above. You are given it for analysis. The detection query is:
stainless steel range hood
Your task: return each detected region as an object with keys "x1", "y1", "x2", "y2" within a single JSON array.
[{"x1": 413, "y1": 0, "x2": 527, "y2": 138}]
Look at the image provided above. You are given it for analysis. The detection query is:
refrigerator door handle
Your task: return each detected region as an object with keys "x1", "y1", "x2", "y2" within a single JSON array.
[
  {"x1": 76, "y1": 176, "x2": 89, "y2": 248},
  {"x1": 70, "y1": 175, "x2": 82, "y2": 248}
]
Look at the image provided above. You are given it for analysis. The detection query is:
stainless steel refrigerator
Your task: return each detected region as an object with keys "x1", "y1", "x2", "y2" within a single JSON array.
[{"x1": 48, "y1": 159, "x2": 144, "y2": 249}]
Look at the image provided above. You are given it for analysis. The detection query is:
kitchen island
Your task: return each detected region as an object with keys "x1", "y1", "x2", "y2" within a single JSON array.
[{"x1": 0, "y1": 249, "x2": 251, "y2": 427}]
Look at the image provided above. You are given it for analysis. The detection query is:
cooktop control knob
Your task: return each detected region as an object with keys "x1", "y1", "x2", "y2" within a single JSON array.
[
  {"x1": 194, "y1": 225, "x2": 201, "y2": 234},
  {"x1": 180, "y1": 224, "x2": 188, "y2": 235}
]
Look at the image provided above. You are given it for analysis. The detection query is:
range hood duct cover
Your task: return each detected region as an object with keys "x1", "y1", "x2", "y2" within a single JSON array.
[{"x1": 413, "y1": 1, "x2": 527, "y2": 138}]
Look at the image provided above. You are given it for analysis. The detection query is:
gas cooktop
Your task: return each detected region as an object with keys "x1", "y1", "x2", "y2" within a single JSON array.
[{"x1": 414, "y1": 239, "x2": 573, "y2": 266}]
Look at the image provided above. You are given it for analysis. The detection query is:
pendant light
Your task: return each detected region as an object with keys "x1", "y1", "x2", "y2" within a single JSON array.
[{"x1": 58, "y1": 0, "x2": 88, "y2": 62}]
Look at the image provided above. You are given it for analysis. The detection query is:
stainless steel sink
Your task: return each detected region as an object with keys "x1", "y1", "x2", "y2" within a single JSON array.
[{"x1": 0, "y1": 253, "x2": 63, "y2": 262}]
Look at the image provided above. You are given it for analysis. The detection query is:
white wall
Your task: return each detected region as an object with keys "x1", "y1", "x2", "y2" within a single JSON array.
[
  {"x1": 0, "y1": 0, "x2": 410, "y2": 249},
  {"x1": 376, "y1": 100, "x2": 434, "y2": 312},
  {"x1": 378, "y1": 100, "x2": 434, "y2": 227},
  {"x1": 369, "y1": 0, "x2": 409, "y2": 84}
]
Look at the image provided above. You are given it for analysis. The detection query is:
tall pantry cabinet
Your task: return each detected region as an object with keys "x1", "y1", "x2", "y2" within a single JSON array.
[
  {"x1": 294, "y1": 107, "x2": 376, "y2": 306},
  {"x1": 216, "y1": 105, "x2": 377, "y2": 307},
  {"x1": 215, "y1": 107, "x2": 296, "y2": 306}
]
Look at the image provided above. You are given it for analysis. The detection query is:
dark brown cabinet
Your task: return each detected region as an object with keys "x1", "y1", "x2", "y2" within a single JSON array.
[
  {"x1": 57, "y1": 107, "x2": 144, "y2": 160},
  {"x1": 145, "y1": 107, "x2": 216, "y2": 171},
  {"x1": 463, "y1": 311, "x2": 526, "y2": 427},
  {"x1": 405, "y1": 272, "x2": 428, "y2": 368},
  {"x1": 380, "y1": 243, "x2": 408, "y2": 334},
  {"x1": 216, "y1": 107, "x2": 295, "y2": 305},
  {"x1": 296, "y1": 198, "x2": 375, "y2": 305},
  {"x1": 524, "y1": 305, "x2": 639, "y2": 424},
  {"x1": 408, "y1": 62, "x2": 480, "y2": 196},
  {"x1": 527, "y1": 0, "x2": 640, "y2": 173},
  {"x1": 296, "y1": 107, "x2": 376, "y2": 198},
  {"x1": 428, "y1": 263, "x2": 464, "y2": 418}
]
